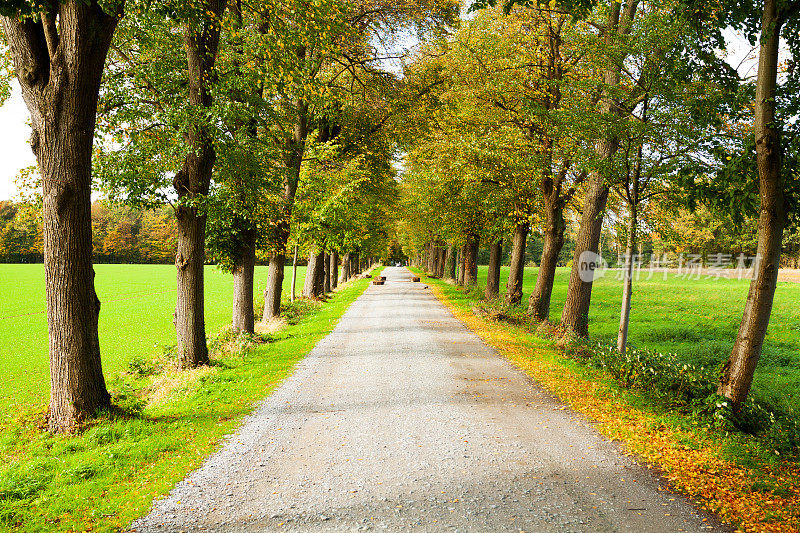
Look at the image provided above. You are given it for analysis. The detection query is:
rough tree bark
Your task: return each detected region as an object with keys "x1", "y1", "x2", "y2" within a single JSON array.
[
  {"x1": 264, "y1": 252, "x2": 285, "y2": 320},
  {"x1": 560, "y1": 1, "x2": 636, "y2": 337},
  {"x1": 1, "y1": 2, "x2": 122, "y2": 432},
  {"x1": 529, "y1": 169, "x2": 572, "y2": 321},
  {"x1": 444, "y1": 245, "x2": 456, "y2": 280},
  {"x1": 173, "y1": 0, "x2": 227, "y2": 369},
  {"x1": 324, "y1": 251, "x2": 331, "y2": 293},
  {"x1": 231, "y1": 228, "x2": 256, "y2": 333},
  {"x1": 303, "y1": 250, "x2": 325, "y2": 299},
  {"x1": 437, "y1": 246, "x2": 446, "y2": 278},
  {"x1": 505, "y1": 223, "x2": 529, "y2": 305},
  {"x1": 718, "y1": 0, "x2": 788, "y2": 407},
  {"x1": 341, "y1": 252, "x2": 351, "y2": 283},
  {"x1": 330, "y1": 251, "x2": 339, "y2": 289},
  {"x1": 486, "y1": 240, "x2": 502, "y2": 299},
  {"x1": 261, "y1": 98, "x2": 308, "y2": 324},
  {"x1": 465, "y1": 234, "x2": 479, "y2": 286}
]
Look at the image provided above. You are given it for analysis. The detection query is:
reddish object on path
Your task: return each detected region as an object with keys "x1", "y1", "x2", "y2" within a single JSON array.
[
  {"x1": 412, "y1": 277, "x2": 421, "y2": 282},
  {"x1": 372, "y1": 280, "x2": 385, "y2": 285}
]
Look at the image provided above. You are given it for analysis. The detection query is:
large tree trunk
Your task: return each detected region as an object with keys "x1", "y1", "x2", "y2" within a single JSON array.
[
  {"x1": 465, "y1": 235, "x2": 480, "y2": 286},
  {"x1": 437, "y1": 246, "x2": 446, "y2": 278},
  {"x1": 444, "y1": 245, "x2": 456, "y2": 280},
  {"x1": 2, "y1": 3, "x2": 121, "y2": 432},
  {"x1": 173, "y1": 0, "x2": 226, "y2": 369},
  {"x1": 324, "y1": 251, "x2": 331, "y2": 293},
  {"x1": 505, "y1": 223, "x2": 528, "y2": 305},
  {"x1": 560, "y1": 1, "x2": 634, "y2": 338},
  {"x1": 718, "y1": 1, "x2": 787, "y2": 408},
  {"x1": 529, "y1": 199, "x2": 567, "y2": 321},
  {"x1": 341, "y1": 252, "x2": 351, "y2": 283},
  {"x1": 303, "y1": 250, "x2": 325, "y2": 299},
  {"x1": 231, "y1": 228, "x2": 256, "y2": 333},
  {"x1": 263, "y1": 252, "x2": 285, "y2": 320},
  {"x1": 330, "y1": 251, "x2": 339, "y2": 289},
  {"x1": 486, "y1": 239, "x2": 502, "y2": 299},
  {"x1": 259, "y1": 98, "x2": 308, "y2": 321}
]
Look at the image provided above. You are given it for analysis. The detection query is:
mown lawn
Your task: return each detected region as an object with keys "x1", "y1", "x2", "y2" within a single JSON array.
[
  {"x1": 477, "y1": 266, "x2": 800, "y2": 410},
  {"x1": 0, "y1": 264, "x2": 307, "y2": 410},
  {"x1": 0, "y1": 264, "x2": 372, "y2": 532}
]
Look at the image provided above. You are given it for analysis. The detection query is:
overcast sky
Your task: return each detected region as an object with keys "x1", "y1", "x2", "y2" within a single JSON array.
[{"x1": 0, "y1": 28, "x2": 759, "y2": 201}]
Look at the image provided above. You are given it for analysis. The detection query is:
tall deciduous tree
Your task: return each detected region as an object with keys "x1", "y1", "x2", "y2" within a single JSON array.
[{"x1": 1, "y1": 0, "x2": 123, "y2": 432}]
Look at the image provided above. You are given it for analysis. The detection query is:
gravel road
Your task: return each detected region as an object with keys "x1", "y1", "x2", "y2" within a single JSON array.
[{"x1": 130, "y1": 266, "x2": 727, "y2": 532}]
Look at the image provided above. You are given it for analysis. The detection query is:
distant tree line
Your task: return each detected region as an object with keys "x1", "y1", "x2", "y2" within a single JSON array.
[{"x1": 0, "y1": 201, "x2": 178, "y2": 264}]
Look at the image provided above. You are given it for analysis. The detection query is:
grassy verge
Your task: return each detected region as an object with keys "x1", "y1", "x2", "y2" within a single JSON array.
[
  {"x1": 0, "y1": 269, "x2": 378, "y2": 533},
  {"x1": 413, "y1": 268, "x2": 799, "y2": 533}
]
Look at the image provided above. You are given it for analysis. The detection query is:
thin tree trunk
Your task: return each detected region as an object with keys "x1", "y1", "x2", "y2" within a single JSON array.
[
  {"x1": 718, "y1": 0, "x2": 787, "y2": 407},
  {"x1": 290, "y1": 245, "x2": 298, "y2": 303},
  {"x1": 505, "y1": 223, "x2": 528, "y2": 305},
  {"x1": 231, "y1": 228, "x2": 256, "y2": 333},
  {"x1": 486, "y1": 239, "x2": 502, "y2": 299},
  {"x1": 330, "y1": 251, "x2": 339, "y2": 289},
  {"x1": 444, "y1": 245, "x2": 456, "y2": 280},
  {"x1": 437, "y1": 246, "x2": 446, "y2": 278},
  {"x1": 2, "y1": 3, "x2": 121, "y2": 432},
  {"x1": 263, "y1": 252, "x2": 285, "y2": 320},
  {"x1": 457, "y1": 245, "x2": 466, "y2": 286},
  {"x1": 617, "y1": 203, "x2": 637, "y2": 354}
]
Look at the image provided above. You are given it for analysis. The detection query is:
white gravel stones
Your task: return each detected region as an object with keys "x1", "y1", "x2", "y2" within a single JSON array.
[{"x1": 129, "y1": 267, "x2": 728, "y2": 532}]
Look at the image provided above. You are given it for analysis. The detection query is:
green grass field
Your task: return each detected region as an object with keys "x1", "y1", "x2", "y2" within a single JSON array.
[
  {"x1": 476, "y1": 266, "x2": 800, "y2": 409},
  {"x1": 0, "y1": 264, "x2": 307, "y2": 411}
]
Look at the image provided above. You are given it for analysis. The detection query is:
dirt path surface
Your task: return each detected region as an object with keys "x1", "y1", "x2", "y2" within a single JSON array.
[{"x1": 131, "y1": 267, "x2": 727, "y2": 532}]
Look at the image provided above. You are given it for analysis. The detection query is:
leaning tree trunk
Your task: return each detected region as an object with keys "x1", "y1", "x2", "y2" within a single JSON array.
[
  {"x1": 529, "y1": 201, "x2": 567, "y2": 321},
  {"x1": 560, "y1": 166, "x2": 612, "y2": 337},
  {"x1": 231, "y1": 227, "x2": 256, "y2": 333},
  {"x1": 486, "y1": 240, "x2": 502, "y2": 299},
  {"x1": 264, "y1": 252, "x2": 285, "y2": 320},
  {"x1": 560, "y1": 2, "x2": 629, "y2": 338},
  {"x1": 617, "y1": 202, "x2": 637, "y2": 355},
  {"x1": 173, "y1": 0, "x2": 226, "y2": 369},
  {"x1": 330, "y1": 251, "x2": 339, "y2": 289},
  {"x1": 2, "y1": 3, "x2": 122, "y2": 432},
  {"x1": 718, "y1": 0, "x2": 787, "y2": 408},
  {"x1": 505, "y1": 223, "x2": 529, "y2": 306},
  {"x1": 444, "y1": 245, "x2": 456, "y2": 280}
]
